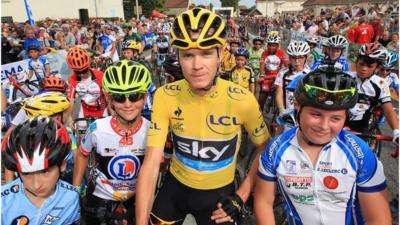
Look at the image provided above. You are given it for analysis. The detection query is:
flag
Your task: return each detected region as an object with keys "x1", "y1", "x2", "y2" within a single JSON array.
[{"x1": 24, "y1": 0, "x2": 35, "y2": 25}]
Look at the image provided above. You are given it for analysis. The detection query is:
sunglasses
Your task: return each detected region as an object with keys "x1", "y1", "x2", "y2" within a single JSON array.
[
  {"x1": 111, "y1": 93, "x2": 144, "y2": 103},
  {"x1": 304, "y1": 84, "x2": 356, "y2": 104},
  {"x1": 380, "y1": 68, "x2": 391, "y2": 72},
  {"x1": 74, "y1": 68, "x2": 89, "y2": 74}
]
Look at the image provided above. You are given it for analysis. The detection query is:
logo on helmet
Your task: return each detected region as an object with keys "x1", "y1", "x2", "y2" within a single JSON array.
[{"x1": 108, "y1": 155, "x2": 141, "y2": 180}]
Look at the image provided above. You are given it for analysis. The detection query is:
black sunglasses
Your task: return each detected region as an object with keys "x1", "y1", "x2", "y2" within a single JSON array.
[
  {"x1": 380, "y1": 68, "x2": 391, "y2": 72},
  {"x1": 111, "y1": 93, "x2": 144, "y2": 103}
]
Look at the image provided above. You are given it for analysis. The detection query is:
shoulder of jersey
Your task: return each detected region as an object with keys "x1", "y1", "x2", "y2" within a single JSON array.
[
  {"x1": 1, "y1": 179, "x2": 22, "y2": 197},
  {"x1": 262, "y1": 127, "x2": 297, "y2": 160},
  {"x1": 224, "y1": 79, "x2": 253, "y2": 101},
  {"x1": 160, "y1": 79, "x2": 185, "y2": 97},
  {"x1": 58, "y1": 180, "x2": 79, "y2": 194},
  {"x1": 244, "y1": 65, "x2": 253, "y2": 72},
  {"x1": 338, "y1": 129, "x2": 370, "y2": 159},
  {"x1": 89, "y1": 117, "x2": 110, "y2": 132}
]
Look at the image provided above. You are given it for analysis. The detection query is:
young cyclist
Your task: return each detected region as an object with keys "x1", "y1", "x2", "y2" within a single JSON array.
[
  {"x1": 275, "y1": 41, "x2": 310, "y2": 115},
  {"x1": 347, "y1": 42, "x2": 399, "y2": 143},
  {"x1": 221, "y1": 37, "x2": 241, "y2": 74},
  {"x1": 27, "y1": 45, "x2": 50, "y2": 81},
  {"x1": 230, "y1": 48, "x2": 255, "y2": 94},
  {"x1": 65, "y1": 46, "x2": 109, "y2": 133},
  {"x1": 305, "y1": 36, "x2": 321, "y2": 69},
  {"x1": 311, "y1": 35, "x2": 349, "y2": 72},
  {"x1": 72, "y1": 60, "x2": 152, "y2": 224},
  {"x1": 255, "y1": 68, "x2": 392, "y2": 225},
  {"x1": 378, "y1": 50, "x2": 399, "y2": 96},
  {"x1": 249, "y1": 36, "x2": 265, "y2": 80},
  {"x1": 153, "y1": 28, "x2": 172, "y2": 80},
  {"x1": 258, "y1": 31, "x2": 289, "y2": 112},
  {"x1": 121, "y1": 39, "x2": 141, "y2": 60},
  {"x1": 136, "y1": 7, "x2": 270, "y2": 225},
  {"x1": 2, "y1": 116, "x2": 81, "y2": 225}
]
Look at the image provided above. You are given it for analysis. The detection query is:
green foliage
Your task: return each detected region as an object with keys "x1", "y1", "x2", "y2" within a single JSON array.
[
  {"x1": 123, "y1": 0, "x2": 166, "y2": 19},
  {"x1": 220, "y1": 0, "x2": 239, "y2": 11}
]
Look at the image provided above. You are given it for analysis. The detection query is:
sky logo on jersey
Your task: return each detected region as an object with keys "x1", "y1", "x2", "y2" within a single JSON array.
[
  {"x1": 173, "y1": 133, "x2": 238, "y2": 171},
  {"x1": 108, "y1": 155, "x2": 141, "y2": 181},
  {"x1": 206, "y1": 113, "x2": 241, "y2": 135}
]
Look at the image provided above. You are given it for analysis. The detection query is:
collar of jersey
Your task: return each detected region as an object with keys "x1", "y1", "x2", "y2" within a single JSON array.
[
  {"x1": 186, "y1": 78, "x2": 221, "y2": 101},
  {"x1": 291, "y1": 127, "x2": 336, "y2": 152}
]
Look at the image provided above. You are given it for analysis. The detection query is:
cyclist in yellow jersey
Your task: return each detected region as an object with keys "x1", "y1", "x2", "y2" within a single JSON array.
[
  {"x1": 221, "y1": 37, "x2": 241, "y2": 73},
  {"x1": 230, "y1": 47, "x2": 255, "y2": 94},
  {"x1": 136, "y1": 7, "x2": 270, "y2": 225}
]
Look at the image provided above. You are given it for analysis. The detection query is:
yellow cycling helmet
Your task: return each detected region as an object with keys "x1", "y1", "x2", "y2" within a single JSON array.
[
  {"x1": 266, "y1": 31, "x2": 280, "y2": 43},
  {"x1": 170, "y1": 7, "x2": 226, "y2": 50},
  {"x1": 103, "y1": 60, "x2": 152, "y2": 95},
  {"x1": 23, "y1": 92, "x2": 70, "y2": 119},
  {"x1": 122, "y1": 40, "x2": 141, "y2": 52}
]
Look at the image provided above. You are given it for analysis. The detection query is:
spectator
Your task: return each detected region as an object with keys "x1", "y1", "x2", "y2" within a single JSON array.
[
  {"x1": 354, "y1": 17, "x2": 374, "y2": 44},
  {"x1": 60, "y1": 24, "x2": 76, "y2": 49},
  {"x1": 379, "y1": 31, "x2": 391, "y2": 47},
  {"x1": 371, "y1": 16, "x2": 383, "y2": 42},
  {"x1": 386, "y1": 32, "x2": 399, "y2": 53}
]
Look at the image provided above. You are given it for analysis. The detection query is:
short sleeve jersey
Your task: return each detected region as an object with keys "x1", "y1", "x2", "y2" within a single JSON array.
[{"x1": 147, "y1": 78, "x2": 270, "y2": 189}]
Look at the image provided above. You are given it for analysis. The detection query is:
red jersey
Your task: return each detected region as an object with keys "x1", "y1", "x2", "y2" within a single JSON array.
[
  {"x1": 260, "y1": 49, "x2": 288, "y2": 77},
  {"x1": 68, "y1": 69, "x2": 107, "y2": 112},
  {"x1": 354, "y1": 24, "x2": 374, "y2": 44}
]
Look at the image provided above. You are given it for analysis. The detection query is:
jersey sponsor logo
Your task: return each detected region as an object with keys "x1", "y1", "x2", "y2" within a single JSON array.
[
  {"x1": 227, "y1": 86, "x2": 246, "y2": 101},
  {"x1": 285, "y1": 160, "x2": 297, "y2": 174},
  {"x1": 11, "y1": 215, "x2": 29, "y2": 225},
  {"x1": 11, "y1": 184, "x2": 20, "y2": 193},
  {"x1": 344, "y1": 134, "x2": 364, "y2": 159},
  {"x1": 108, "y1": 155, "x2": 141, "y2": 180},
  {"x1": 172, "y1": 107, "x2": 184, "y2": 121},
  {"x1": 44, "y1": 215, "x2": 60, "y2": 224},
  {"x1": 290, "y1": 194, "x2": 315, "y2": 205},
  {"x1": 60, "y1": 182, "x2": 76, "y2": 192},
  {"x1": 173, "y1": 133, "x2": 237, "y2": 162},
  {"x1": 172, "y1": 122, "x2": 184, "y2": 132},
  {"x1": 252, "y1": 120, "x2": 268, "y2": 137},
  {"x1": 323, "y1": 176, "x2": 339, "y2": 189},
  {"x1": 300, "y1": 161, "x2": 312, "y2": 172},
  {"x1": 150, "y1": 122, "x2": 162, "y2": 130},
  {"x1": 163, "y1": 84, "x2": 180, "y2": 96},
  {"x1": 206, "y1": 113, "x2": 241, "y2": 135}
]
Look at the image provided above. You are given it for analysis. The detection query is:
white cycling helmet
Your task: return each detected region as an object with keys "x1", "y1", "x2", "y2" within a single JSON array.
[
  {"x1": 306, "y1": 36, "x2": 319, "y2": 45},
  {"x1": 287, "y1": 41, "x2": 310, "y2": 56},
  {"x1": 359, "y1": 42, "x2": 388, "y2": 62},
  {"x1": 327, "y1": 35, "x2": 348, "y2": 49}
]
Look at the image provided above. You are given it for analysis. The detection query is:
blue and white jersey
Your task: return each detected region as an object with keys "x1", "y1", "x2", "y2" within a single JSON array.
[
  {"x1": 2, "y1": 179, "x2": 80, "y2": 225},
  {"x1": 142, "y1": 82, "x2": 156, "y2": 121},
  {"x1": 383, "y1": 72, "x2": 399, "y2": 91},
  {"x1": 311, "y1": 57, "x2": 349, "y2": 72},
  {"x1": 258, "y1": 127, "x2": 386, "y2": 225},
  {"x1": 28, "y1": 56, "x2": 49, "y2": 80}
]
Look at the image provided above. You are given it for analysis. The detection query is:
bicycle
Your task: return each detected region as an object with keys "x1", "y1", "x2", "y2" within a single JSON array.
[
  {"x1": 154, "y1": 53, "x2": 169, "y2": 87},
  {"x1": 6, "y1": 72, "x2": 41, "y2": 102}
]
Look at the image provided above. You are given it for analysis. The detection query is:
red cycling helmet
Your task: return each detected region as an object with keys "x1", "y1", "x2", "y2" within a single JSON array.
[
  {"x1": 3, "y1": 116, "x2": 71, "y2": 173},
  {"x1": 42, "y1": 76, "x2": 67, "y2": 92},
  {"x1": 66, "y1": 47, "x2": 91, "y2": 71}
]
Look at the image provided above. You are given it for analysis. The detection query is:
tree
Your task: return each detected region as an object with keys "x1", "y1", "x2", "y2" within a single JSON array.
[
  {"x1": 123, "y1": 0, "x2": 166, "y2": 19},
  {"x1": 220, "y1": 0, "x2": 239, "y2": 11}
]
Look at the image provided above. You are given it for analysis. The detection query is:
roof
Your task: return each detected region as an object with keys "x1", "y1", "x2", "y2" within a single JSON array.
[
  {"x1": 163, "y1": 0, "x2": 189, "y2": 8},
  {"x1": 303, "y1": 0, "x2": 393, "y2": 6}
]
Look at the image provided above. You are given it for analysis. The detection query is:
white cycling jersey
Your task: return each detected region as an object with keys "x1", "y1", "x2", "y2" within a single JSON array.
[
  {"x1": 80, "y1": 116, "x2": 150, "y2": 201},
  {"x1": 258, "y1": 127, "x2": 386, "y2": 225},
  {"x1": 348, "y1": 72, "x2": 391, "y2": 128},
  {"x1": 275, "y1": 68, "x2": 310, "y2": 110}
]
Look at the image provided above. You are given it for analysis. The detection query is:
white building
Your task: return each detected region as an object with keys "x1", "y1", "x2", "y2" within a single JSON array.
[
  {"x1": 256, "y1": 0, "x2": 305, "y2": 17},
  {"x1": 1, "y1": 0, "x2": 124, "y2": 22}
]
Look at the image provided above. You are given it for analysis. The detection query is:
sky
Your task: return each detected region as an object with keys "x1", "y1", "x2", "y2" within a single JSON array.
[{"x1": 192, "y1": 0, "x2": 256, "y2": 8}]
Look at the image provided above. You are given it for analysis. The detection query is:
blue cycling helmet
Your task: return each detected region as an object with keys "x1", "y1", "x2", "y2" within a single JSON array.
[
  {"x1": 382, "y1": 50, "x2": 398, "y2": 68},
  {"x1": 235, "y1": 48, "x2": 249, "y2": 59}
]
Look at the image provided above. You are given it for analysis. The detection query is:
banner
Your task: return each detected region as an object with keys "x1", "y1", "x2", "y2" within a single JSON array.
[
  {"x1": 24, "y1": 0, "x2": 35, "y2": 25},
  {"x1": 1, "y1": 59, "x2": 30, "y2": 85}
]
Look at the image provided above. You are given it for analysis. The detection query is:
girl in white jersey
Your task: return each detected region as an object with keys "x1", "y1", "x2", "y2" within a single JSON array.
[
  {"x1": 72, "y1": 60, "x2": 152, "y2": 225},
  {"x1": 255, "y1": 68, "x2": 391, "y2": 225}
]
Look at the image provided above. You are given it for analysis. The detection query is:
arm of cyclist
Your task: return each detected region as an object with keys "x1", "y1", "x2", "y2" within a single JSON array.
[
  {"x1": 254, "y1": 176, "x2": 277, "y2": 225},
  {"x1": 45, "y1": 63, "x2": 51, "y2": 77},
  {"x1": 72, "y1": 126, "x2": 94, "y2": 192},
  {"x1": 275, "y1": 80, "x2": 285, "y2": 113},
  {"x1": 358, "y1": 190, "x2": 392, "y2": 225},
  {"x1": 381, "y1": 102, "x2": 399, "y2": 142},
  {"x1": 135, "y1": 146, "x2": 164, "y2": 225}
]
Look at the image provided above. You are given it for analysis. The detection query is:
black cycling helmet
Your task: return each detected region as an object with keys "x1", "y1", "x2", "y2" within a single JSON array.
[
  {"x1": 27, "y1": 45, "x2": 40, "y2": 52},
  {"x1": 252, "y1": 36, "x2": 264, "y2": 44},
  {"x1": 164, "y1": 57, "x2": 184, "y2": 81},
  {"x1": 294, "y1": 67, "x2": 358, "y2": 110},
  {"x1": 3, "y1": 116, "x2": 71, "y2": 173}
]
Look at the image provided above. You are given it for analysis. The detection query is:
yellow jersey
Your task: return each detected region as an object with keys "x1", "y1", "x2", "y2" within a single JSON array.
[
  {"x1": 230, "y1": 66, "x2": 255, "y2": 90},
  {"x1": 147, "y1": 78, "x2": 269, "y2": 190},
  {"x1": 221, "y1": 51, "x2": 236, "y2": 72}
]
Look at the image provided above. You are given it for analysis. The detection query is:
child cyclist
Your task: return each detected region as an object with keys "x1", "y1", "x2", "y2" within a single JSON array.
[
  {"x1": 72, "y1": 60, "x2": 152, "y2": 224},
  {"x1": 378, "y1": 50, "x2": 399, "y2": 97},
  {"x1": 230, "y1": 48, "x2": 255, "y2": 94},
  {"x1": 249, "y1": 36, "x2": 265, "y2": 80},
  {"x1": 221, "y1": 37, "x2": 241, "y2": 74},
  {"x1": 2, "y1": 116, "x2": 81, "y2": 225},
  {"x1": 311, "y1": 35, "x2": 349, "y2": 72},
  {"x1": 121, "y1": 40, "x2": 156, "y2": 121},
  {"x1": 347, "y1": 42, "x2": 399, "y2": 143},
  {"x1": 255, "y1": 68, "x2": 392, "y2": 225}
]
